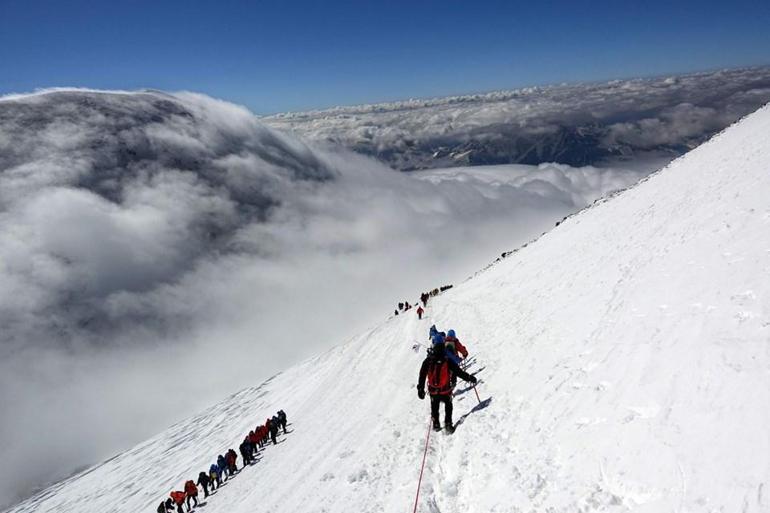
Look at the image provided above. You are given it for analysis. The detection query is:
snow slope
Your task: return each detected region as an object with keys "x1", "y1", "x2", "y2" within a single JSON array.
[{"x1": 7, "y1": 105, "x2": 770, "y2": 513}]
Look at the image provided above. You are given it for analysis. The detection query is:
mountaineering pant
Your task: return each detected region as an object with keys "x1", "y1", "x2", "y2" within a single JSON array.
[
  {"x1": 186, "y1": 495, "x2": 198, "y2": 509},
  {"x1": 201, "y1": 483, "x2": 209, "y2": 497},
  {"x1": 430, "y1": 394, "x2": 453, "y2": 427},
  {"x1": 176, "y1": 504, "x2": 184, "y2": 513},
  {"x1": 271, "y1": 430, "x2": 277, "y2": 444}
]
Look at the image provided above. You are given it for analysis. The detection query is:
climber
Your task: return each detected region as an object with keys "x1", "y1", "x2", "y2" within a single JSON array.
[
  {"x1": 196, "y1": 470, "x2": 211, "y2": 498},
  {"x1": 239, "y1": 438, "x2": 252, "y2": 465},
  {"x1": 444, "y1": 329, "x2": 468, "y2": 363},
  {"x1": 226, "y1": 448, "x2": 238, "y2": 475},
  {"x1": 416, "y1": 305, "x2": 424, "y2": 319},
  {"x1": 248, "y1": 430, "x2": 260, "y2": 452},
  {"x1": 269, "y1": 416, "x2": 280, "y2": 444},
  {"x1": 256, "y1": 425, "x2": 267, "y2": 447},
  {"x1": 169, "y1": 490, "x2": 186, "y2": 513},
  {"x1": 209, "y1": 463, "x2": 221, "y2": 489},
  {"x1": 417, "y1": 334, "x2": 477, "y2": 433},
  {"x1": 444, "y1": 328, "x2": 470, "y2": 386},
  {"x1": 184, "y1": 479, "x2": 198, "y2": 510},
  {"x1": 277, "y1": 410, "x2": 288, "y2": 434}
]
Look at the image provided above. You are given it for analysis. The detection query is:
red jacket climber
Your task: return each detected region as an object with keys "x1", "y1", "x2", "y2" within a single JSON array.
[{"x1": 444, "y1": 330, "x2": 468, "y2": 359}]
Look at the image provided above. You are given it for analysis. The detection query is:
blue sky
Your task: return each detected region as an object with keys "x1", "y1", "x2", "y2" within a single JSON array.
[{"x1": 1, "y1": 0, "x2": 768, "y2": 113}]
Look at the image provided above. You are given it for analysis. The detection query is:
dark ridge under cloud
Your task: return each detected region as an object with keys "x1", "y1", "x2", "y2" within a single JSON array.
[{"x1": 264, "y1": 66, "x2": 770, "y2": 169}]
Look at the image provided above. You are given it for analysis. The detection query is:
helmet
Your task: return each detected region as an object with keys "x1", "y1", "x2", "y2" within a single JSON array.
[{"x1": 447, "y1": 329, "x2": 456, "y2": 338}]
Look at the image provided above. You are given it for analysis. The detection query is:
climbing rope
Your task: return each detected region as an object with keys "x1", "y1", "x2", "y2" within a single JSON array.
[{"x1": 411, "y1": 415, "x2": 433, "y2": 513}]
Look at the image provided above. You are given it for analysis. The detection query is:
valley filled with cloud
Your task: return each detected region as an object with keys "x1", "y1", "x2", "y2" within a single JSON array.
[{"x1": 2, "y1": 66, "x2": 767, "y2": 505}]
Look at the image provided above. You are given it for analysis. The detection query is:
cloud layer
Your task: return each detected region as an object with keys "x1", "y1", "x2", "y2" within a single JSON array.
[
  {"x1": 264, "y1": 67, "x2": 770, "y2": 169},
  {"x1": 1, "y1": 89, "x2": 660, "y2": 507}
]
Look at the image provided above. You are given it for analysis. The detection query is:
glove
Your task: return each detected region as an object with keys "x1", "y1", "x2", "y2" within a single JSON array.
[
  {"x1": 417, "y1": 388, "x2": 425, "y2": 400},
  {"x1": 469, "y1": 375, "x2": 478, "y2": 385}
]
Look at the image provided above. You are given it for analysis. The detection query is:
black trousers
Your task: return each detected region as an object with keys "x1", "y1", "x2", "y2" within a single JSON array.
[{"x1": 430, "y1": 394, "x2": 453, "y2": 426}]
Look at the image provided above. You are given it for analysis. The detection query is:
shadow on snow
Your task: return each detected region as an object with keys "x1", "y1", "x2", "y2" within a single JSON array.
[{"x1": 454, "y1": 397, "x2": 492, "y2": 431}]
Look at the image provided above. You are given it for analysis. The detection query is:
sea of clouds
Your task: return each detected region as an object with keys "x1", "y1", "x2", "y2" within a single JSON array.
[
  {"x1": 0, "y1": 88, "x2": 680, "y2": 507},
  {"x1": 264, "y1": 66, "x2": 770, "y2": 170}
]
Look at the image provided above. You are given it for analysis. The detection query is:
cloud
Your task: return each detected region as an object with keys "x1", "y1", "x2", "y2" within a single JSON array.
[
  {"x1": 263, "y1": 67, "x2": 770, "y2": 169},
  {"x1": 0, "y1": 89, "x2": 659, "y2": 508}
]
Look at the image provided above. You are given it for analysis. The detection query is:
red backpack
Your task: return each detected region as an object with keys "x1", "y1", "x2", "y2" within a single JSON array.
[{"x1": 427, "y1": 359, "x2": 452, "y2": 395}]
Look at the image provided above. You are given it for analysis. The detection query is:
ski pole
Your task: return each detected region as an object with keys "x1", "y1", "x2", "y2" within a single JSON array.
[
  {"x1": 412, "y1": 415, "x2": 433, "y2": 513},
  {"x1": 472, "y1": 383, "x2": 481, "y2": 404}
]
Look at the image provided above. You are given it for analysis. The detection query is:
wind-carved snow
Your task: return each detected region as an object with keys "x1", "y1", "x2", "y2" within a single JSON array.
[{"x1": 8, "y1": 105, "x2": 770, "y2": 512}]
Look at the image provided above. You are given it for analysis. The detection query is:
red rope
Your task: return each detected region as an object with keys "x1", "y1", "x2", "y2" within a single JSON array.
[{"x1": 412, "y1": 415, "x2": 433, "y2": 513}]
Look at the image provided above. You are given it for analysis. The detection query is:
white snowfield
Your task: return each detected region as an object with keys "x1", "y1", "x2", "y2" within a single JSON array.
[{"x1": 8, "y1": 105, "x2": 770, "y2": 513}]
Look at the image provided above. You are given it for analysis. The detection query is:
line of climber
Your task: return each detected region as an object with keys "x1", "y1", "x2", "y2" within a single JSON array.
[
  {"x1": 156, "y1": 410, "x2": 289, "y2": 513},
  {"x1": 394, "y1": 284, "x2": 453, "y2": 318}
]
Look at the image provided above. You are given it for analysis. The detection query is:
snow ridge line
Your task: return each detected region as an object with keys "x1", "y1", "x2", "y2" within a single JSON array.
[{"x1": 462, "y1": 101, "x2": 770, "y2": 286}]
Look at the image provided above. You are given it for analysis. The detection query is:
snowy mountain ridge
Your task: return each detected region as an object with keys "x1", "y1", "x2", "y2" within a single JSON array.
[{"x1": 7, "y1": 104, "x2": 770, "y2": 512}]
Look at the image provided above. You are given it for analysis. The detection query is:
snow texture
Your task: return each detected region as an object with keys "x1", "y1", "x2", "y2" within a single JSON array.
[{"x1": 7, "y1": 104, "x2": 770, "y2": 512}]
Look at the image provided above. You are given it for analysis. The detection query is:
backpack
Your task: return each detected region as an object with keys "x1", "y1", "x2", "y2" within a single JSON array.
[{"x1": 427, "y1": 359, "x2": 452, "y2": 395}]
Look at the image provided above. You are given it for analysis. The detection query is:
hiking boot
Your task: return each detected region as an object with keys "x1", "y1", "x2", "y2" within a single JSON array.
[
  {"x1": 445, "y1": 424, "x2": 455, "y2": 434},
  {"x1": 432, "y1": 421, "x2": 442, "y2": 432}
]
